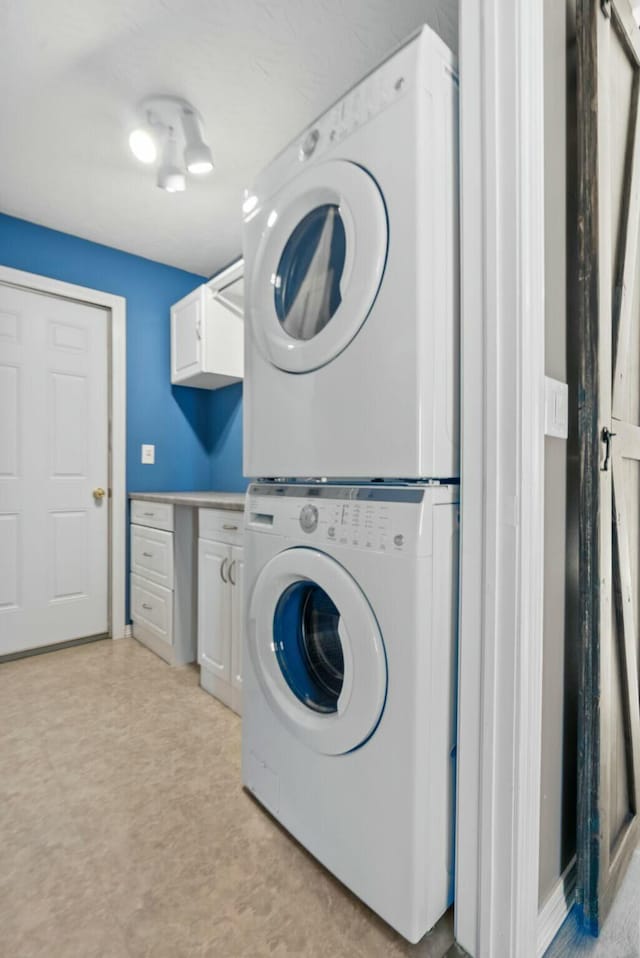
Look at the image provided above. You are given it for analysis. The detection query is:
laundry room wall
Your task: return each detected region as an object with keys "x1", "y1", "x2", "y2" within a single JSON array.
[
  {"x1": 207, "y1": 383, "x2": 249, "y2": 491},
  {"x1": 538, "y1": 0, "x2": 579, "y2": 910}
]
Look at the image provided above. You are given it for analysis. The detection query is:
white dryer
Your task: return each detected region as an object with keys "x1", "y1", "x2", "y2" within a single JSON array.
[
  {"x1": 242, "y1": 482, "x2": 458, "y2": 943},
  {"x1": 243, "y1": 26, "x2": 459, "y2": 481}
]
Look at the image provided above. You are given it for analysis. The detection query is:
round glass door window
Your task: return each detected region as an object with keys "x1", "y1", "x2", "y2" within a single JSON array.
[
  {"x1": 274, "y1": 204, "x2": 347, "y2": 342},
  {"x1": 273, "y1": 580, "x2": 344, "y2": 713}
]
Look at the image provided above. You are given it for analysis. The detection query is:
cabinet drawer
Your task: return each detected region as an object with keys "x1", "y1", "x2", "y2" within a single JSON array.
[
  {"x1": 130, "y1": 499, "x2": 174, "y2": 532},
  {"x1": 131, "y1": 525, "x2": 174, "y2": 588},
  {"x1": 199, "y1": 507, "x2": 243, "y2": 545},
  {"x1": 131, "y1": 574, "x2": 173, "y2": 647}
]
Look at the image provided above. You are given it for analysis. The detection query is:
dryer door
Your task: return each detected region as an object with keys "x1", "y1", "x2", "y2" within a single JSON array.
[
  {"x1": 247, "y1": 547, "x2": 387, "y2": 755},
  {"x1": 247, "y1": 160, "x2": 388, "y2": 373}
]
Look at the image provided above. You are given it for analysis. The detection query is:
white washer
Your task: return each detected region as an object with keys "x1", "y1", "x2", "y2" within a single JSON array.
[
  {"x1": 242, "y1": 482, "x2": 458, "y2": 943},
  {"x1": 243, "y1": 26, "x2": 459, "y2": 481}
]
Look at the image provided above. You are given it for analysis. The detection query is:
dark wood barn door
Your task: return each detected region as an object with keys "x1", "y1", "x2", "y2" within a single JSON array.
[{"x1": 577, "y1": 0, "x2": 640, "y2": 934}]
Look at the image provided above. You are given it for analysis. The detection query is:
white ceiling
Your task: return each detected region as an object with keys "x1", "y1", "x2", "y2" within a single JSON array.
[{"x1": 0, "y1": 0, "x2": 457, "y2": 277}]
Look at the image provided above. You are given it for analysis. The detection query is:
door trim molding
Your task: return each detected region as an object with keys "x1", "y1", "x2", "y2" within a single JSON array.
[
  {"x1": 0, "y1": 265, "x2": 127, "y2": 642},
  {"x1": 537, "y1": 859, "x2": 577, "y2": 957},
  {"x1": 456, "y1": 0, "x2": 546, "y2": 955}
]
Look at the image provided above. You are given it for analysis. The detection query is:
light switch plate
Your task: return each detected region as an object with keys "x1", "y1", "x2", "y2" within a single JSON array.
[
  {"x1": 141, "y1": 444, "x2": 155, "y2": 465},
  {"x1": 544, "y1": 377, "x2": 568, "y2": 439}
]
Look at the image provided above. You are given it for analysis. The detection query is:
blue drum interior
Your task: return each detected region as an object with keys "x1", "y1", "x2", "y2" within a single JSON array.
[{"x1": 273, "y1": 580, "x2": 344, "y2": 713}]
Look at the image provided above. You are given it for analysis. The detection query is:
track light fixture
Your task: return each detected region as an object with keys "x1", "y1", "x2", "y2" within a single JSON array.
[
  {"x1": 181, "y1": 108, "x2": 213, "y2": 174},
  {"x1": 128, "y1": 95, "x2": 214, "y2": 192},
  {"x1": 157, "y1": 128, "x2": 186, "y2": 193}
]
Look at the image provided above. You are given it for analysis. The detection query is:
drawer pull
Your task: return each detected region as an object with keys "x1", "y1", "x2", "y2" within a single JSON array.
[
  {"x1": 223, "y1": 523, "x2": 238, "y2": 531},
  {"x1": 220, "y1": 557, "x2": 229, "y2": 584},
  {"x1": 142, "y1": 552, "x2": 154, "y2": 558},
  {"x1": 142, "y1": 603, "x2": 153, "y2": 611},
  {"x1": 143, "y1": 511, "x2": 155, "y2": 517},
  {"x1": 228, "y1": 559, "x2": 236, "y2": 586}
]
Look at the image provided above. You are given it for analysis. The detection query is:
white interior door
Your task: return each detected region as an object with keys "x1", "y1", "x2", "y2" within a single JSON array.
[{"x1": 0, "y1": 283, "x2": 109, "y2": 655}]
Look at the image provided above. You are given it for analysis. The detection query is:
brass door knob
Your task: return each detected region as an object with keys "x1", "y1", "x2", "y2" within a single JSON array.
[{"x1": 93, "y1": 487, "x2": 106, "y2": 500}]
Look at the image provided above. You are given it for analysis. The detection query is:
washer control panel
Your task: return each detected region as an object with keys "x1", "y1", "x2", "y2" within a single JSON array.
[
  {"x1": 246, "y1": 484, "x2": 459, "y2": 557},
  {"x1": 296, "y1": 51, "x2": 412, "y2": 165},
  {"x1": 325, "y1": 500, "x2": 396, "y2": 552}
]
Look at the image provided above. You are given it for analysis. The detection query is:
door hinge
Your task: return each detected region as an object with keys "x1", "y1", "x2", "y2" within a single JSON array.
[{"x1": 601, "y1": 0, "x2": 612, "y2": 18}]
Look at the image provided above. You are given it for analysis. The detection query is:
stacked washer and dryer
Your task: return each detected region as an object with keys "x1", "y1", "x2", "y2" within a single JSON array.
[{"x1": 241, "y1": 26, "x2": 460, "y2": 945}]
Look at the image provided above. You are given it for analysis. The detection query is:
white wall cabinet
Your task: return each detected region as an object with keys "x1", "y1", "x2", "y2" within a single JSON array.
[
  {"x1": 171, "y1": 258, "x2": 244, "y2": 390},
  {"x1": 130, "y1": 501, "x2": 197, "y2": 666},
  {"x1": 198, "y1": 507, "x2": 243, "y2": 714}
]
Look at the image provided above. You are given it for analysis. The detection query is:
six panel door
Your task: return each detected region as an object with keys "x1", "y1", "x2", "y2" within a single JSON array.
[{"x1": 0, "y1": 283, "x2": 109, "y2": 655}]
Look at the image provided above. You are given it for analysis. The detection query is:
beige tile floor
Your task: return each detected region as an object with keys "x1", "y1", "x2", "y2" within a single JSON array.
[{"x1": 0, "y1": 638, "x2": 454, "y2": 958}]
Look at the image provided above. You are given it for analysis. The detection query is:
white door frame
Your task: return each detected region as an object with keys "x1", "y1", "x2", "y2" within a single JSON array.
[
  {"x1": 0, "y1": 265, "x2": 127, "y2": 642},
  {"x1": 455, "y1": 2, "x2": 546, "y2": 957}
]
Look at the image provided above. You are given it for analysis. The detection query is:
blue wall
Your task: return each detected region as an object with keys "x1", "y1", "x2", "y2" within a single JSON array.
[
  {"x1": 208, "y1": 383, "x2": 249, "y2": 492},
  {"x1": 0, "y1": 213, "x2": 212, "y2": 493}
]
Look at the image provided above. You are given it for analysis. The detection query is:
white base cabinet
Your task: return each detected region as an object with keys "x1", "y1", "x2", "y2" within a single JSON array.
[
  {"x1": 198, "y1": 508, "x2": 243, "y2": 714},
  {"x1": 130, "y1": 501, "x2": 197, "y2": 666}
]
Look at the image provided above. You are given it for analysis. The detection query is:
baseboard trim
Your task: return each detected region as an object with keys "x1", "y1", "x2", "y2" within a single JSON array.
[
  {"x1": 122, "y1": 624, "x2": 132, "y2": 639},
  {"x1": 537, "y1": 858, "x2": 576, "y2": 957},
  {"x1": 0, "y1": 632, "x2": 110, "y2": 663}
]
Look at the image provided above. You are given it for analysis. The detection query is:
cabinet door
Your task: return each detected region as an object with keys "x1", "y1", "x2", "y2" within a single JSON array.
[
  {"x1": 171, "y1": 287, "x2": 204, "y2": 383},
  {"x1": 197, "y1": 538, "x2": 230, "y2": 681},
  {"x1": 230, "y1": 545, "x2": 244, "y2": 714}
]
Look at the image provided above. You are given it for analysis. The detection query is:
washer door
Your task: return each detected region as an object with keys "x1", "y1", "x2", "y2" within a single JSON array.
[
  {"x1": 248, "y1": 548, "x2": 387, "y2": 755},
  {"x1": 248, "y1": 160, "x2": 388, "y2": 373}
]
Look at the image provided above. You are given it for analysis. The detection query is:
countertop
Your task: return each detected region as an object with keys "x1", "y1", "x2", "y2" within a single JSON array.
[{"x1": 129, "y1": 491, "x2": 246, "y2": 512}]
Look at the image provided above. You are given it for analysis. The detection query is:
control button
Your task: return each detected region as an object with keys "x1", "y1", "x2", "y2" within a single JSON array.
[
  {"x1": 328, "y1": 526, "x2": 336, "y2": 539},
  {"x1": 394, "y1": 534, "x2": 404, "y2": 547},
  {"x1": 299, "y1": 504, "x2": 319, "y2": 533},
  {"x1": 299, "y1": 128, "x2": 320, "y2": 161}
]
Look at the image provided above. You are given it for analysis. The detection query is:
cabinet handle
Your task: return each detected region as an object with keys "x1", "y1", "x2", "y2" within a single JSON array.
[
  {"x1": 142, "y1": 552, "x2": 153, "y2": 558},
  {"x1": 228, "y1": 560, "x2": 236, "y2": 586},
  {"x1": 220, "y1": 557, "x2": 228, "y2": 583},
  {"x1": 143, "y1": 512, "x2": 155, "y2": 517},
  {"x1": 142, "y1": 603, "x2": 153, "y2": 611},
  {"x1": 223, "y1": 523, "x2": 238, "y2": 531},
  {"x1": 195, "y1": 316, "x2": 202, "y2": 340}
]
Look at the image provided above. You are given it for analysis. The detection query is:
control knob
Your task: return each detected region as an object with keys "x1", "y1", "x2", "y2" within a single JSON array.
[
  {"x1": 299, "y1": 504, "x2": 319, "y2": 533},
  {"x1": 299, "y1": 128, "x2": 320, "y2": 161}
]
